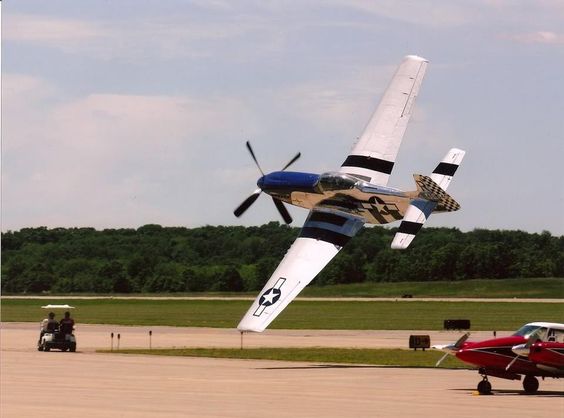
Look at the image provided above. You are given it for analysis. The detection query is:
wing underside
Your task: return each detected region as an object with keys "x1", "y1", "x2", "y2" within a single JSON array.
[
  {"x1": 237, "y1": 210, "x2": 364, "y2": 332},
  {"x1": 340, "y1": 55, "x2": 428, "y2": 186}
]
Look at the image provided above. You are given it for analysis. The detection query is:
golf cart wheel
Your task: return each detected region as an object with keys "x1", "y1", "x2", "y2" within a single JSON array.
[
  {"x1": 44, "y1": 345, "x2": 50, "y2": 352},
  {"x1": 477, "y1": 380, "x2": 492, "y2": 394},
  {"x1": 523, "y1": 376, "x2": 539, "y2": 394},
  {"x1": 70, "y1": 343, "x2": 76, "y2": 352},
  {"x1": 37, "y1": 345, "x2": 44, "y2": 351}
]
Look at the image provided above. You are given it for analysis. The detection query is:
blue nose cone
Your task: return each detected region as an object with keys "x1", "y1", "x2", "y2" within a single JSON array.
[
  {"x1": 257, "y1": 171, "x2": 319, "y2": 193},
  {"x1": 257, "y1": 176, "x2": 265, "y2": 189}
]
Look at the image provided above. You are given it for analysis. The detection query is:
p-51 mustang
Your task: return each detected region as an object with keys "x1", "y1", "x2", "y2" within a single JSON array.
[
  {"x1": 234, "y1": 55, "x2": 466, "y2": 332},
  {"x1": 434, "y1": 322, "x2": 564, "y2": 394}
]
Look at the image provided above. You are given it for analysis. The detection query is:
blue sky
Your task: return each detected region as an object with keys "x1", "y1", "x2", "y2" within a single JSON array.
[{"x1": 2, "y1": 0, "x2": 563, "y2": 234}]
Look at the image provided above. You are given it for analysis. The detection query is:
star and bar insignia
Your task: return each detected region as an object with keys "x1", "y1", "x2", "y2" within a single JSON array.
[{"x1": 253, "y1": 277, "x2": 286, "y2": 317}]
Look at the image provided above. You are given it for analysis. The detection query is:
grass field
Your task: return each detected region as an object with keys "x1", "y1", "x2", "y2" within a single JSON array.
[
  {"x1": 2, "y1": 298, "x2": 562, "y2": 330},
  {"x1": 301, "y1": 277, "x2": 564, "y2": 299},
  {"x1": 4, "y1": 278, "x2": 562, "y2": 299},
  {"x1": 100, "y1": 347, "x2": 470, "y2": 369}
]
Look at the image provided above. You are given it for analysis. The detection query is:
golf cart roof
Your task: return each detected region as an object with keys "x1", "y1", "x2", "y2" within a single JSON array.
[{"x1": 41, "y1": 304, "x2": 75, "y2": 309}]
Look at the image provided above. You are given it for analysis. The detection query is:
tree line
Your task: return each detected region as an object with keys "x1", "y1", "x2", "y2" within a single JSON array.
[{"x1": 1, "y1": 224, "x2": 562, "y2": 294}]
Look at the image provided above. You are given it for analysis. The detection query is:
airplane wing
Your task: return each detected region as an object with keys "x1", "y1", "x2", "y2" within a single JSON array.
[
  {"x1": 237, "y1": 210, "x2": 364, "y2": 332},
  {"x1": 340, "y1": 55, "x2": 428, "y2": 186}
]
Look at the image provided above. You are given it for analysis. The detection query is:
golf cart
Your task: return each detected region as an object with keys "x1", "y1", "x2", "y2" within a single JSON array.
[{"x1": 37, "y1": 304, "x2": 77, "y2": 352}]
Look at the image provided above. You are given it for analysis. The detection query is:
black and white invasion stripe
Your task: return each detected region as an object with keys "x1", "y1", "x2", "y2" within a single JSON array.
[{"x1": 300, "y1": 210, "x2": 364, "y2": 248}]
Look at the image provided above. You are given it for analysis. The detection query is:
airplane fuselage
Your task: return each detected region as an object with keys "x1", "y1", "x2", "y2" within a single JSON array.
[
  {"x1": 452, "y1": 322, "x2": 564, "y2": 381},
  {"x1": 456, "y1": 336, "x2": 547, "y2": 379},
  {"x1": 258, "y1": 171, "x2": 415, "y2": 225}
]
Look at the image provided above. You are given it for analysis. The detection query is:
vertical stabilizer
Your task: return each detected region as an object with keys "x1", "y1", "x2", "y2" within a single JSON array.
[
  {"x1": 391, "y1": 148, "x2": 465, "y2": 249},
  {"x1": 430, "y1": 148, "x2": 465, "y2": 191}
]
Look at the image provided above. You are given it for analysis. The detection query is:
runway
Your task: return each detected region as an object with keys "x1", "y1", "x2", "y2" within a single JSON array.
[
  {"x1": 0, "y1": 322, "x2": 500, "y2": 351},
  {"x1": 2, "y1": 323, "x2": 562, "y2": 417},
  {"x1": 4, "y1": 295, "x2": 562, "y2": 303}
]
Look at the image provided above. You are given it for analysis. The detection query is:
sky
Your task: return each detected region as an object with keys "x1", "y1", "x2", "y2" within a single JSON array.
[{"x1": 2, "y1": 0, "x2": 563, "y2": 235}]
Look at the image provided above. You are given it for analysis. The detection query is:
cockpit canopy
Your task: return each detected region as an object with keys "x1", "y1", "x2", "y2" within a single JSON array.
[
  {"x1": 513, "y1": 324, "x2": 547, "y2": 339},
  {"x1": 513, "y1": 323, "x2": 564, "y2": 342},
  {"x1": 318, "y1": 172, "x2": 359, "y2": 192}
]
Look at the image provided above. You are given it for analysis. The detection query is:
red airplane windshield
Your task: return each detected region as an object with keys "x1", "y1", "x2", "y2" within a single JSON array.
[{"x1": 513, "y1": 324, "x2": 546, "y2": 338}]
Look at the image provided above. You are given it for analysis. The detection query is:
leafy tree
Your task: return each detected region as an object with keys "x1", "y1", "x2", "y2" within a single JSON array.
[{"x1": 1, "y1": 225, "x2": 561, "y2": 294}]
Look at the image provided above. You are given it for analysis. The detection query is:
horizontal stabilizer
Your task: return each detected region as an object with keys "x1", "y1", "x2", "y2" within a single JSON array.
[
  {"x1": 391, "y1": 149, "x2": 465, "y2": 249},
  {"x1": 391, "y1": 199, "x2": 436, "y2": 249},
  {"x1": 414, "y1": 174, "x2": 460, "y2": 212}
]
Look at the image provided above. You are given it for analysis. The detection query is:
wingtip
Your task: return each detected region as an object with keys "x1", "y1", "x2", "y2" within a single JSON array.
[
  {"x1": 391, "y1": 232, "x2": 413, "y2": 250},
  {"x1": 391, "y1": 242, "x2": 408, "y2": 250},
  {"x1": 237, "y1": 322, "x2": 265, "y2": 333},
  {"x1": 237, "y1": 327, "x2": 263, "y2": 333},
  {"x1": 405, "y1": 54, "x2": 429, "y2": 63}
]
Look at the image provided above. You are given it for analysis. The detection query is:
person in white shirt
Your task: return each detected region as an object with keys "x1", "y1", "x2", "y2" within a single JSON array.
[{"x1": 39, "y1": 312, "x2": 58, "y2": 344}]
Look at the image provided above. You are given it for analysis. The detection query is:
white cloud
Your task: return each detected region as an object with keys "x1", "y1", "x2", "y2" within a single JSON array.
[
  {"x1": 325, "y1": 0, "x2": 482, "y2": 26},
  {"x1": 1, "y1": 73, "x2": 259, "y2": 229},
  {"x1": 4, "y1": 13, "x2": 105, "y2": 42},
  {"x1": 3, "y1": 12, "x2": 276, "y2": 60},
  {"x1": 326, "y1": 0, "x2": 564, "y2": 30},
  {"x1": 501, "y1": 31, "x2": 564, "y2": 45},
  {"x1": 279, "y1": 65, "x2": 394, "y2": 136}
]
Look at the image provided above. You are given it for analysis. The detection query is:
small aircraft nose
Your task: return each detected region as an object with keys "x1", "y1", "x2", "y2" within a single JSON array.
[
  {"x1": 512, "y1": 343, "x2": 529, "y2": 357},
  {"x1": 441, "y1": 343, "x2": 459, "y2": 355},
  {"x1": 257, "y1": 176, "x2": 265, "y2": 189}
]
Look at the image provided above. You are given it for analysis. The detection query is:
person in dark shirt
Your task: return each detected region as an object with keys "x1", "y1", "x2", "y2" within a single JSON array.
[{"x1": 59, "y1": 311, "x2": 75, "y2": 335}]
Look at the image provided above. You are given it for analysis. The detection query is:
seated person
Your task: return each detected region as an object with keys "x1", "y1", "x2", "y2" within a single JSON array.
[
  {"x1": 39, "y1": 312, "x2": 58, "y2": 343},
  {"x1": 59, "y1": 311, "x2": 75, "y2": 335}
]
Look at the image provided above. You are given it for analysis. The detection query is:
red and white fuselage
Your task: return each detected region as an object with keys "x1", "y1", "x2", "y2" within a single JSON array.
[{"x1": 436, "y1": 322, "x2": 564, "y2": 393}]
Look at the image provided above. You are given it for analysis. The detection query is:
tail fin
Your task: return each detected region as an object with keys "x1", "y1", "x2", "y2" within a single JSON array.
[
  {"x1": 430, "y1": 148, "x2": 465, "y2": 191},
  {"x1": 414, "y1": 174, "x2": 460, "y2": 212},
  {"x1": 391, "y1": 148, "x2": 465, "y2": 249}
]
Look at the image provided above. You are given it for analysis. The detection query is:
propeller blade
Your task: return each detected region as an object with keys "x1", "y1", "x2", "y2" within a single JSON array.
[
  {"x1": 272, "y1": 197, "x2": 292, "y2": 224},
  {"x1": 281, "y1": 152, "x2": 301, "y2": 171},
  {"x1": 234, "y1": 189, "x2": 262, "y2": 218},
  {"x1": 505, "y1": 354, "x2": 520, "y2": 371},
  {"x1": 507, "y1": 330, "x2": 543, "y2": 371},
  {"x1": 434, "y1": 333, "x2": 469, "y2": 367},
  {"x1": 246, "y1": 141, "x2": 264, "y2": 176},
  {"x1": 454, "y1": 333, "x2": 470, "y2": 348},
  {"x1": 435, "y1": 352, "x2": 450, "y2": 367}
]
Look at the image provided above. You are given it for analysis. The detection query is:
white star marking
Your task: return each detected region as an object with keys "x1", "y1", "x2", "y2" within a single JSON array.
[{"x1": 261, "y1": 289, "x2": 277, "y2": 304}]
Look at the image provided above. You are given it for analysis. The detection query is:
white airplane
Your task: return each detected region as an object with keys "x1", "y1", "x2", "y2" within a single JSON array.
[{"x1": 235, "y1": 55, "x2": 465, "y2": 332}]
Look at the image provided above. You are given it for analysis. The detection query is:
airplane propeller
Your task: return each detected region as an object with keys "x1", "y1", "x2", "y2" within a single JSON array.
[
  {"x1": 506, "y1": 330, "x2": 542, "y2": 371},
  {"x1": 245, "y1": 141, "x2": 265, "y2": 176},
  {"x1": 234, "y1": 141, "x2": 300, "y2": 224},
  {"x1": 434, "y1": 332, "x2": 470, "y2": 367}
]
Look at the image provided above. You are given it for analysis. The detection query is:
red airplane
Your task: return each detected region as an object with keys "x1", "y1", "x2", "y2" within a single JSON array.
[
  {"x1": 511, "y1": 339, "x2": 564, "y2": 375},
  {"x1": 434, "y1": 322, "x2": 564, "y2": 394}
]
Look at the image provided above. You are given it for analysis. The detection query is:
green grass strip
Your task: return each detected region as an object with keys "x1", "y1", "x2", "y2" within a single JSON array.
[
  {"x1": 4, "y1": 278, "x2": 562, "y2": 299},
  {"x1": 300, "y1": 278, "x2": 564, "y2": 299},
  {"x1": 2, "y1": 298, "x2": 562, "y2": 330},
  {"x1": 98, "y1": 347, "x2": 469, "y2": 369}
]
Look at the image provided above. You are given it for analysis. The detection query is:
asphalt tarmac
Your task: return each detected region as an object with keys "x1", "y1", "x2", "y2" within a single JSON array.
[{"x1": 2, "y1": 323, "x2": 562, "y2": 417}]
